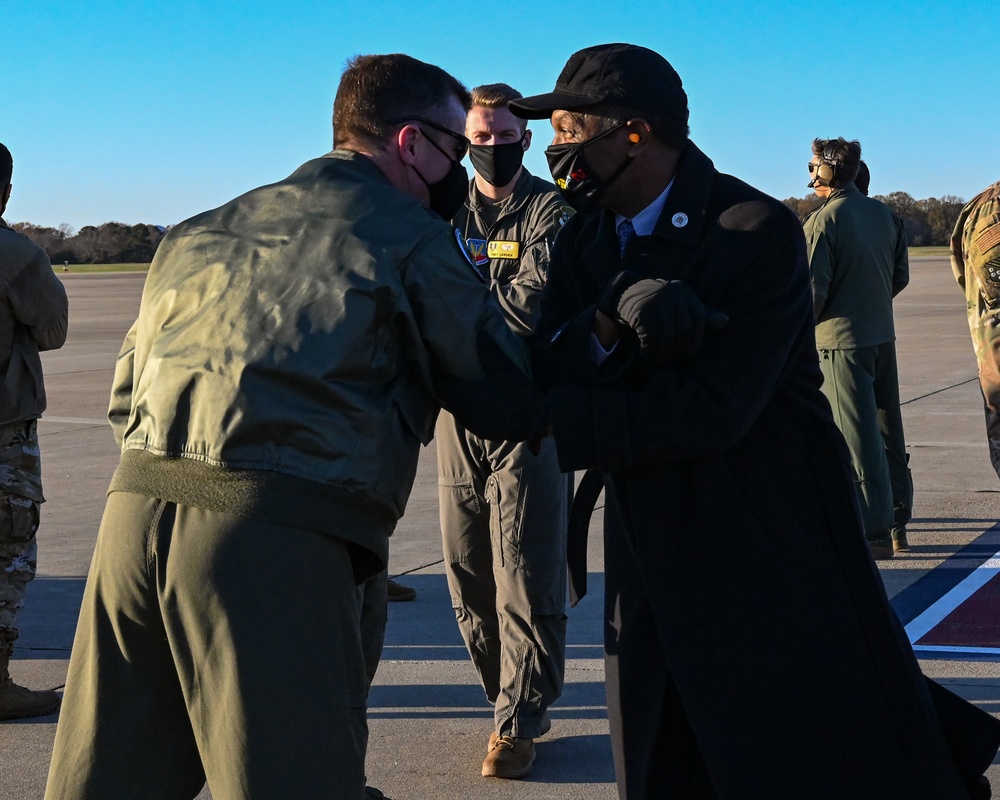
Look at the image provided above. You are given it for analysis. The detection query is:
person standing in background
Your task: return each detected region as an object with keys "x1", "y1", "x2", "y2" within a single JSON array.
[
  {"x1": 804, "y1": 138, "x2": 911, "y2": 557},
  {"x1": 439, "y1": 82, "x2": 572, "y2": 780},
  {"x1": 0, "y1": 141, "x2": 69, "y2": 721},
  {"x1": 952, "y1": 178, "x2": 1000, "y2": 479}
]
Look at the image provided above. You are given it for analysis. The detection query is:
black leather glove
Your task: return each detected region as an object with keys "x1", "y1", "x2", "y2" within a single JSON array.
[
  {"x1": 599, "y1": 271, "x2": 728, "y2": 363},
  {"x1": 435, "y1": 331, "x2": 549, "y2": 443}
]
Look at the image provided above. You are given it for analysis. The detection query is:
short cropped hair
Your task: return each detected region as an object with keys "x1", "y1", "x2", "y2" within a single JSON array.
[
  {"x1": 812, "y1": 137, "x2": 862, "y2": 185},
  {"x1": 0, "y1": 143, "x2": 11, "y2": 187},
  {"x1": 333, "y1": 54, "x2": 471, "y2": 149},
  {"x1": 471, "y1": 83, "x2": 528, "y2": 133}
]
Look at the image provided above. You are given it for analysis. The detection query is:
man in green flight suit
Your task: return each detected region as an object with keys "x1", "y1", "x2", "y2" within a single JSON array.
[
  {"x1": 803, "y1": 136, "x2": 911, "y2": 558},
  {"x1": 45, "y1": 54, "x2": 543, "y2": 800},
  {"x1": 952, "y1": 178, "x2": 1000, "y2": 479},
  {"x1": 439, "y1": 83, "x2": 572, "y2": 779}
]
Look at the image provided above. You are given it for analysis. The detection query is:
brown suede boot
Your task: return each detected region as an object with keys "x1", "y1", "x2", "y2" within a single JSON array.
[
  {"x1": 0, "y1": 678, "x2": 61, "y2": 721},
  {"x1": 482, "y1": 735, "x2": 535, "y2": 779}
]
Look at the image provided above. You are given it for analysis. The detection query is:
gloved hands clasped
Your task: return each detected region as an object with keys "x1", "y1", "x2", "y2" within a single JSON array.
[
  {"x1": 434, "y1": 331, "x2": 549, "y2": 444},
  {"x1": 597, "y1": 270, "x2": 729, "y2": 363}
]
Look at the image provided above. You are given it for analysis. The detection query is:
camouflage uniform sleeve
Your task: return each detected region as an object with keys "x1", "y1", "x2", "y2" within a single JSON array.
[
  {"x1": 952, "y1": 184, "x2": 1000, "y2": 310},
  {"x1": 951, "y1": 197, "x2": 974, "y2": 292}
]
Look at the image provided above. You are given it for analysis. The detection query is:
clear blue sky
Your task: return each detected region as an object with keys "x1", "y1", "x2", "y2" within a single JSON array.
[{"x1": 5, "y1": 0, "x2": 997, "y2": 229}]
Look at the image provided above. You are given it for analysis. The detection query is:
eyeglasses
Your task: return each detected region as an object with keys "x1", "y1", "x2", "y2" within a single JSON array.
[
  {"x1": 388, "y1": 116, "x2": 470, "y2": 161},
  {"x1": 808, "y1": 162, "x2": 820, "y2": 173}
]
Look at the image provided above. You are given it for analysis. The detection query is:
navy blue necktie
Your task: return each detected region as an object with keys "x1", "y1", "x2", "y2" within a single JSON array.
[{"x1": 618, "y1": 218, "x2": 635, "y2": 256}]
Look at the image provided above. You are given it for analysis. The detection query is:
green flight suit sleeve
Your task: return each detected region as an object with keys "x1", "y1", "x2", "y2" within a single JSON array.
[
  {"x1": 804, "y1": 212, "x2": 835, "y2": 318},
  {"x1": 491, "y1": 201, "x2": 566, "y2": 336},
  {"x1": 402, "y1": 227, "x2": 530, "y2": 381}
]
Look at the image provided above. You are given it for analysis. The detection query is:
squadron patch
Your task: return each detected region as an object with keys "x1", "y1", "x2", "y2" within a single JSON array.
[
  {"x1": 488, "y1": 240, "x2": 520, "y2": 260},
  {"x1": 454, "y1": 227, "x2": 486, "y2": 282},
  {"x1": 466, "y1": 238, "x2": 489, "y2": 266},
  {"x1": 983, "y1": 256, "x2": 1000, "y2": 289},
  {"x1": 558, "y1": 205, "x2": 575, "y2": 226}
]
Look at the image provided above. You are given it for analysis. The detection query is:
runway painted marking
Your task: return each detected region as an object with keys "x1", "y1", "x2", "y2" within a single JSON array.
[
  {"x1": 895, "y1": 528, "x2": 1000, "y2": 657},
  {"x1": 42, "y1": 416, "x2": 108, "y2": 425}
]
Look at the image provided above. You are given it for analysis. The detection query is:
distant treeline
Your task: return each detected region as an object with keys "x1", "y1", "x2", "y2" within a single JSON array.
[
  {"x1": 10, "y1": 221, "x2": 168, "y2": 264},
  {"x1": 782, "y1": 192, "x2": 966, "y2": 247},
  {"x1": 12, "y1": 191, "x2": 968, "y2": 264}
]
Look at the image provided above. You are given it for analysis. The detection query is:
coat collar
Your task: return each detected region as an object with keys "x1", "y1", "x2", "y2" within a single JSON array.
[
  {"x1": 593, "y1": 140, "x2": 715, "y2": 247},
  {"x1": 648, "y1": 140, "x2": 714, "y2": 246},
  {"x1": 822, "y1": 182, "x2": 860, "y2": 206},
  {"x1": 579, "y1": 140, "x2": 717, "y2": 281}
]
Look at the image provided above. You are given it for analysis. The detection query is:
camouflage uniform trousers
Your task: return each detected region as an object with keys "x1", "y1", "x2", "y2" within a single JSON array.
[
  {"x1": 970, "y1": 316, "x2": 1000, "y2": 477},
  {"x1": 952, "y1": 180, "x2": 1000, "y2": 479},
  {"x1": 0, "y1": 419, "x2": 44, "y2": 682}
]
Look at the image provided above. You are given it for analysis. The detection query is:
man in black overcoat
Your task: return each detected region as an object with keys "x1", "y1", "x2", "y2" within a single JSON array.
[{"x1": 510, "y1": 42, "x2": 1000, "y2": 799}]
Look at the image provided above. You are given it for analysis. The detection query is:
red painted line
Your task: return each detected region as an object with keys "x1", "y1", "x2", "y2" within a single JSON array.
[{"x1": 916, "y1": 570, "x2": 1000, "y2": 648}]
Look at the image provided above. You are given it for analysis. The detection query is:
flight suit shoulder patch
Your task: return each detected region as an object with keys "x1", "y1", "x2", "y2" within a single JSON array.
[
  {"x1": 453, "y1": 227, "x2": 486, "y2": 282},
  {"x1": 466, "y1": 238, "x2": 489, "y2": 266}
]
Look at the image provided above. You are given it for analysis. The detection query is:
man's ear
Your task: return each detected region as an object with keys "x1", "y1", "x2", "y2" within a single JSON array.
[
  {"x1": 522, "y1": 129, "x2": 532, "y2": 152},
  {"x1": 396, "y1": 125, "x2": 421, "y2": 167},
  {"x1": 624, "y1": 119, "x2": 653, "y2": 154},
  {"x1": 0, "y1": 184, "x2": 11, "y2": 215}
]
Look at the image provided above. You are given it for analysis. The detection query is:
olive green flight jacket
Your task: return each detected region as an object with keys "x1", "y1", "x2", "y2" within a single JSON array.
[
  {"x1": 803, "y1": 183, "x2": 908, "y2": 349},
  {"x1": 108, "y1": 152, "x2": 526, "y2": 573}
]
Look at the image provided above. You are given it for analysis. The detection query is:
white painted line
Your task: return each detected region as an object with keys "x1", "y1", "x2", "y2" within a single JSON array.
[
  {"x1": 912, "y1": 645, "x2": 1000, "y2": 656},
  {"x1": 904, "y1": 552, "x2": 1000, "y2": 643},
  {"x1": 910, "y1": 441, "x2": 994, "y2": 447},
  {"x1": 41, "y1": 416, "x2": 108, "y2": 426}
]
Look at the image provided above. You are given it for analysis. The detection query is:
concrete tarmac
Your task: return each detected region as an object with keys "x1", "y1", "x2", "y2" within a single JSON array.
[{"x1": 1, "y1": 258, "x2": 998, "y2": 798}]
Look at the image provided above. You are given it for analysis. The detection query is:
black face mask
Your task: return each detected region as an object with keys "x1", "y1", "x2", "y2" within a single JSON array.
[
  {"x1": 468, "y1": 136, "x2": 526, "y2": 187},
  {"x1": 412, "y1": 129, "x2": 470, "y2": 220},
  {"x1": 545, "y1": 124, "x2": 632, "y2": 213},
  {"x1": 417, "y1": 157, "x2": 469, "y2": 220}
]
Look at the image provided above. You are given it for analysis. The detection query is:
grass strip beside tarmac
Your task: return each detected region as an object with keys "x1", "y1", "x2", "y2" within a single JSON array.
[
  {"x1": 54, "y1": 263, "x2": 150, "y2": 273},
  {"x1": 55, "y1": 247, "x2": 951, "y2": 274}
]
